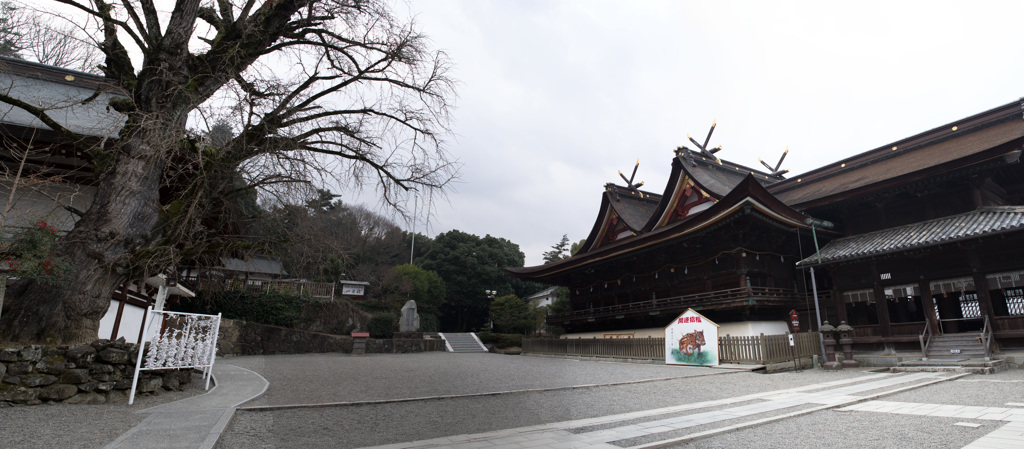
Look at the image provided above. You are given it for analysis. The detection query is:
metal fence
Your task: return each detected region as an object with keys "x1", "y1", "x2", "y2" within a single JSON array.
[{"x1": 523, "y1": 331, "x2": 820, "y2": 365}]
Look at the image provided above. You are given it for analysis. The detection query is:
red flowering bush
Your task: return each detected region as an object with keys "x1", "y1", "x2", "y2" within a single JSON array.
[{"x1": 3, "y1": 220, "x2": 71, "y2": 285}]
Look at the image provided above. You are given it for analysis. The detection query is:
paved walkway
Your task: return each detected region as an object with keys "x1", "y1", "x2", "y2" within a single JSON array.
[
  {"x1": 103, "y1": 364, "x2": 268, "y2": 449},
  {"x1": 356, "y1": 371, "x2": 1024, "y2": 449},
  {"x1": 839, "y1": 400, "x2": 1024, "y2": 449}
]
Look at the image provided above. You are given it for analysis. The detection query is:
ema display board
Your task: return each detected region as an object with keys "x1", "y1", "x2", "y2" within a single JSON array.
[{"x1": 664, "y1": 309, "x2": 719, "y2": 366}]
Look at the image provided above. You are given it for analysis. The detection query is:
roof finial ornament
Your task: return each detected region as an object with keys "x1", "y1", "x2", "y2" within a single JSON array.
[
  {"x1": 685, "y1": 120, "x2": 723, "y2": 165},
  {"x1": 758, "y1": 146, "x2": 790, "y2": 179},
  {"x1": 618, "y1": 159, "x2": 646, "y2": 197}
]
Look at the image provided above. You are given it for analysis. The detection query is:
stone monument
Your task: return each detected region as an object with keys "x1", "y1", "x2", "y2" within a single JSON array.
[{"x1": 400, "y1": 300, "x2": 420, "y2": 332}]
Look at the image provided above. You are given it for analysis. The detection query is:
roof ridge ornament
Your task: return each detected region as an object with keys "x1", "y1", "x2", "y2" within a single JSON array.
[
  {"x1": 617, "y1": 159, "x2": 646, "y2": 198},
  {"x1": 684, "y1": 120, "x2": 723, "y2": 166},
  {"x1": 758, "y1": 146, "x2": 790, "y2": 179}
]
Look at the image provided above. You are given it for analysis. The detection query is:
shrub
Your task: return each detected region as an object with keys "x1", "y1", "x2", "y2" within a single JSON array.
[
  {"x1": 419, "y1": 313, "x2": 439, "y2": 333},
  {"x1": 3, "y1": 220, "x2": 71, "y2": 286},
  {"x1": 474, "y1": 332, "x2": 521, "y2": 349},
  {"x1": 497, "y1": 333, "x2": 523, "y2": 349},
  {"x1": 174, "y1": 291, "x2": 305, "y2": 328},
  {"x1": 367, "y1": 312, "x2": 397, "y2": 338},
  {"x1": 475, "y1": 331, "x2": 496, "y2": 344}
]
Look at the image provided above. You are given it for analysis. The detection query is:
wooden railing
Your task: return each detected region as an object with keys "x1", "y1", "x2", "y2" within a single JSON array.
[
  {"x1": 548, "y1": 287, "x2": 819, "y2": 323},
  {"x1": 919, "y1": 318, "x2": 933, "y2": 361},
  {"x1": 523, "y1": 332, "x2": 821, "y2": 364},
  {"x1": 179, "y1": 276, "x2": 336, "y2": 300}
]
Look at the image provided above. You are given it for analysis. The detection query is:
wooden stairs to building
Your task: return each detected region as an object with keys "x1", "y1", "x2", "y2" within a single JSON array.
[{"x1": 891, "y1": 332, "x2": 1005, "y2": 374}]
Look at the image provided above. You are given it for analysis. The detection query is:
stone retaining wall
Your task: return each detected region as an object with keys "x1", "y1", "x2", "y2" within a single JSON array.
[
  {"x1": 1, "y1": 338, "x2": 193, "y2": 406},
  {"x1": 217, "y1": 319, "x2": 445, "y2": 356}
]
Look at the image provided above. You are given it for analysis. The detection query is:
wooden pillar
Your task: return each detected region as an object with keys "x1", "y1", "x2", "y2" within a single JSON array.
[
  {"x1": 109, "y1": 289, "x2": 128, "y2": 341},
  {"x1": 969, "y1": 179, "x2": 985, "y2": 209},
  {"x1": 737, "y1": 251, "x2": 747, "y2": 288},
  {"x1": 830, "y1": 270, "x2": 848, "y2": 324},
  {"x1": 870, "y1": 262, "x2": 892, "y2": 338},
  {"x1": 969, "y1": 254, "x2": 999, "y2": 331},
  {"x1": 918, "y1": 279, "x2": 940, "y2": 335}
]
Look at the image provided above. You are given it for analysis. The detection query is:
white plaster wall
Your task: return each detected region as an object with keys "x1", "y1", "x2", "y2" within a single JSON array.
[
  {"x1": 562, "y1": 321, "x2": 791, "y2": 339},
  {"x1": 562, "y1": 328, "x2": 665, "y2": 339},
  {"x1": 718, "y1": 321, "x2": 790, "y2": 337},
  {"x1": 97, "y1": 300, "x2": 159, "y2": 344}
]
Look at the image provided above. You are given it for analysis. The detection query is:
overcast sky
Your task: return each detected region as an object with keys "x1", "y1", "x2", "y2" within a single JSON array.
[{"x1": 388, "y1": 0, "x2": 1024, "y2": 267}]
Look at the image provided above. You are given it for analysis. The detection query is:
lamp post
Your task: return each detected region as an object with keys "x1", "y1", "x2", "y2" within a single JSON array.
[
  {"x1": 805, "y1": 218, "x2": 834, "y2": 366},
  {"x1": 485, "y1": 290, "x2": 496, "y2": 330}
]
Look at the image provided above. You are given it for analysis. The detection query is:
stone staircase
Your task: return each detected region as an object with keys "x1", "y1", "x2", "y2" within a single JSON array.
[
  {"x1": 891, "y1": 332, "x2": 1005, "y2": 374},
  {"x1": 925, "y1": 333, "x2": 988, "y2": 360},
  {"x1": 438, "y1": 332, "x2": 489, "y2": 353},
  {"x1": 892, "y1": 358, "x2": 1006, "y2": 374}
]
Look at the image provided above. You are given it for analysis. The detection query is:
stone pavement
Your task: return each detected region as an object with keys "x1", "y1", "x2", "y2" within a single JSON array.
[
  {"x1": 839, "y1": 400, "x2": 1024, "y2": 449},
  {"x1": 103, "y1": 364, "x2": 268, "y2": 449},
  {"x1": 356, "y1": 371, "x2": 1024, "y2": 449}
]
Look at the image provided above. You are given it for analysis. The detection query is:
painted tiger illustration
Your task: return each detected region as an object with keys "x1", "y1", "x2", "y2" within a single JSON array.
[{"x1": 678, "y1": 330, "x2": 706, "y2": 356}]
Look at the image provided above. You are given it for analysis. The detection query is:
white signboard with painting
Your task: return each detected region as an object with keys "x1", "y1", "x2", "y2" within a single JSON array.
[{"x1": 664, "y1": 308, "x2": 719, "y2": 366}]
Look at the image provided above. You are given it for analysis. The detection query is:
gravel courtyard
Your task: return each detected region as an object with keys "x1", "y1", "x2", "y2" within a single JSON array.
[{"x1": 214, "y1": 353, "x2": 1024, "y2": 448}]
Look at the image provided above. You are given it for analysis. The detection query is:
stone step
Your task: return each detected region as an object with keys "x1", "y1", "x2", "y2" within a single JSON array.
[
  {"x1": 929, "y1": 340, "x2": 983, "y2": 347},
  {"x1": 890, "y1": 366, "x2": 999, "y2": 374},
  {"x1": 892, "y1": 358, "x2": 1006, "y2": 375},
  {"x1": 898, "y1": 359, "x2": 1002, "y2": 367}
]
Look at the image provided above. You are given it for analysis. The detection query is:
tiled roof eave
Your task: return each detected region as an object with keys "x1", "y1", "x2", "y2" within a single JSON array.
[{"x1": 796, "y1": 207, "x2": 1024, "y2": 267}]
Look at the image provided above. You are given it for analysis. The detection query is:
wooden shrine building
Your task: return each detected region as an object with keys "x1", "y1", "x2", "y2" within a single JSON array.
[{"x1": 510, "y1": 99, "x2": 1024, "y2": 355}]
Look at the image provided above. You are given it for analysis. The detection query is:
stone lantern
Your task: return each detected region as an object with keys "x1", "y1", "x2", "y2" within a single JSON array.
[
  {"x1": 820, "y1": 321, "x2": 841, "y2": 370},
  {"x1": 836, "y1": 321, "x2": 859, "y2": 368}
]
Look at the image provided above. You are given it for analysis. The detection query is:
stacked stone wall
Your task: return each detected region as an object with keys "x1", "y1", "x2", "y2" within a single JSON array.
[
  {"x1": 0, "y1": 338, "x2": 193, "y2": 406},
  {"x1": 217, "y1": 319, "x2": 445, "y2": 355}
]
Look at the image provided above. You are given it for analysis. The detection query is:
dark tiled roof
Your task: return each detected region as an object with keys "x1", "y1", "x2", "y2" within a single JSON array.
[
  {"x1": 797, "y1": 206, "x2": 1024, "y2": 266},
  {"x1": 606, "y1": 185, "x2": 661, "y2": 231},
  {"x1": 677, "y1": 149, "x2": 777, "y2": 198}
]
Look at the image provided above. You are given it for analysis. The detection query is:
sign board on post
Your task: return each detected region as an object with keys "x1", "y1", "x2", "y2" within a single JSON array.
[
  {"x1": 664, "y1": 308, "x2": 719, "y2": 366},
  {"x1": 341, "y1": 284, "x2": 365, "y2": 296}
]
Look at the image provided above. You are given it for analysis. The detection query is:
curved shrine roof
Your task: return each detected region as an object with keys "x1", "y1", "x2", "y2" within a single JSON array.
[
  {"x1": 674, "y1": 149, "x2": 779, "y2": 198},
  {"x1": 576, "y1": 184, "x2": 661, "y2": 254},
  {"x1": 510, "y1": 174, "x2": 816, "y2": 281}
]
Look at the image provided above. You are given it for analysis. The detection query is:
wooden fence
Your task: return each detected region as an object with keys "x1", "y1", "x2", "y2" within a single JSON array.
[
  {"x1": 718, "y1": 332, "x2": 820, "y2": 364},
  {"x1": 523, "y1": 332, "x2": 820, "y2": 365}
]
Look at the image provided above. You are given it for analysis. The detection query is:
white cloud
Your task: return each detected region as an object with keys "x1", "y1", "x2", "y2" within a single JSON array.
[{"x1": 393, "y1": 0, "x2": 1024, "y2": 266}]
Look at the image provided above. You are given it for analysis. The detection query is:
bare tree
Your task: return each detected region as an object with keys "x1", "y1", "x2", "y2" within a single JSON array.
[
  {"x1": 0, "y1": 2, "x2": 103, "y2": 72},
  {"x1": 0, "y1": 0, "x2": 458, "y2": 343}
]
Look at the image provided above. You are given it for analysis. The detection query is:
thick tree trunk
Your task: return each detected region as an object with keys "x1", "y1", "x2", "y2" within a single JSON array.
[{"x1": 0, "y1": 127, "x2": 166, "y2": 344}]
